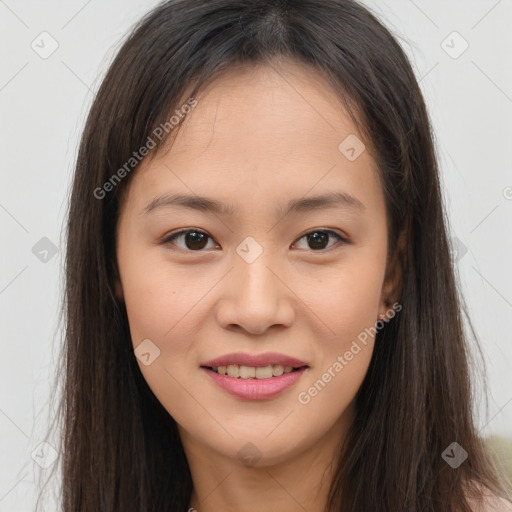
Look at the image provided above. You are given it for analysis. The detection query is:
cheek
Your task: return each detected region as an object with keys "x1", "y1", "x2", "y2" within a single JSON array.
[
  {"x1": 293, "y1": 263, "x2": 384, "y2": 432},
  {"x1": 120, "y1": 250, "x2": 204, "y2": 346},
  {"x1": 119, "y1": 255, "x2": 208, "y2": 423},
  {"x1": 295, "y1": 245, "x2": 386, "y2": 397},
  {"x1": 305, "y1": 253, "x2": 386, "y2": 347}
]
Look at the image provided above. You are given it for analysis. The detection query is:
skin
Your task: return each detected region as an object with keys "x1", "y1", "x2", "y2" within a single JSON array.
[{"x1": 115, "y1": 58, "x2": 401, "y2": 512}]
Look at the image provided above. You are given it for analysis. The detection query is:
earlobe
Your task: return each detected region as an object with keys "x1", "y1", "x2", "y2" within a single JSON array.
[
  {"x1": 114, "y1": 280, "x2": 124, "y2": 301},
  {"x1": 378, "y1": 230, "x2": 406, "y2": 319},
  {"x1": 378, "y1": 298, "x2": 392, "y2": 320}
]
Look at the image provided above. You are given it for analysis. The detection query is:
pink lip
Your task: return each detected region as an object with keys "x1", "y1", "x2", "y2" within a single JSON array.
[
  {"x1": 201, "y1": 351, "x2": 308, "y2": 368},
  {"x1": 202, "y1": 366, "x2": 308, "y2": 400}
]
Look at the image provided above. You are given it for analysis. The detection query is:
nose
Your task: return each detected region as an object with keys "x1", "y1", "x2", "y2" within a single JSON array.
[{"x1": 215, "y1": 249, "x2": 295, "y2": 335}]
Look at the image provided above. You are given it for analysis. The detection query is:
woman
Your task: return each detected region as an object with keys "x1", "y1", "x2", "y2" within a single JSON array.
[{"x1": 44, "y1": 0, "x2": 512, "y2": 510}]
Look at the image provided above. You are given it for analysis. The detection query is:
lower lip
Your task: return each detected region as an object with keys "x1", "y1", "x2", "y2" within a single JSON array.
[{"x1": 201, "y1": 367, "x2": 308, "y2": 400}]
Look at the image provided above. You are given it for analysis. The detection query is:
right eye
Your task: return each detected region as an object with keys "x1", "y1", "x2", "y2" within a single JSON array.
[{"x1": 161, "y1": 228, "x2": 219, "y2": 252}]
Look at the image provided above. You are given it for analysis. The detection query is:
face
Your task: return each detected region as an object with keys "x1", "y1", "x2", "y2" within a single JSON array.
[{"x1": 116, "y1": 59, "x2": 397, "y2": 467}]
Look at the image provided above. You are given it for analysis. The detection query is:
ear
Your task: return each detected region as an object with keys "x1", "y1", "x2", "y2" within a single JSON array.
[{"x1": 378, "y1": 230, "x2": 405, "y2": 320}]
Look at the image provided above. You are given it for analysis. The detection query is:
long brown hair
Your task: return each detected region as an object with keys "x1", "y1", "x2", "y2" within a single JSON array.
[{"x1": 39, "y1": 0, "x2": 509, "y2": 510}]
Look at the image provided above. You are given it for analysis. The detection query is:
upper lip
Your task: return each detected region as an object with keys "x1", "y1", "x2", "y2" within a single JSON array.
[{"x1": 201, "y1": 352, "x2": 309, "y2": 368}]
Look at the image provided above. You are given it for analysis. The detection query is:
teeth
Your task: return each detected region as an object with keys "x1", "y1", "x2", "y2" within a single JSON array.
[
  {"x1": 255, "y1": 365, "x2": 273, "y2": 379},
  {"x1": 214, "y1": 364, "x2": 299, "y2": 379},
  {"x1": 272, "y1": 364, "x2": 284, "y2": 376},
  {"x1": 240, "y1": 365, "x2": 256, "y2": 378},
  {"x1": 226, "y1": 365, "x2": 239, "y2": 378}
]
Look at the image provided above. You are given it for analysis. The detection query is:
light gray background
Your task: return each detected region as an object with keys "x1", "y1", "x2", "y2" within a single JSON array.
[{"x1": 1, "y1": 1, "x2": 511, "y2": 510}]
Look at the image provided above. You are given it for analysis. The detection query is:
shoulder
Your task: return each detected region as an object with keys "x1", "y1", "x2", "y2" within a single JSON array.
[
  {"x1": 467, "y1": 493, "x2": 512, "y2": 511},
  {"x1": 463, "y1": 480, "x2": 512, "y2": 512}
]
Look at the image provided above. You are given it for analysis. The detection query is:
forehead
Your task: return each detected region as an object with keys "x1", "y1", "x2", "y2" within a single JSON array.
[
  {"x1": 170, "y1": 60, "x2": 359, "y2": 156},
  {"x1": 123, "y1": 60, "x2": 382, "y2": 217}
]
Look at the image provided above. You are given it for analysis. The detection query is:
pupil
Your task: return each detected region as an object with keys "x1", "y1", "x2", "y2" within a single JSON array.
[
  {"x1": 308, "y1": 232, "x2": 328, "y2": 250},
  {"x1": 185, "y1": 231, "x2": 207, "y2": 250}
]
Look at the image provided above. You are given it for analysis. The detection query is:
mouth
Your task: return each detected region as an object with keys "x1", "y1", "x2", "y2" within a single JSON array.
[
  {"x1": 202, "y1": 364, "x2": 308, "y2": 380},
  {"x1": 201, "y1": 351, "x2": 309, "y2": 376},
  {"x1": 201, "y1": 363, "x2": 309, "y2": 400}
]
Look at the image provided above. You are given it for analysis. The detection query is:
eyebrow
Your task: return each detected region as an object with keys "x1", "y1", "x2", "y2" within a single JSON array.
[{"x1": 142, "y1": 191, "x2": 365, "y2": 217}]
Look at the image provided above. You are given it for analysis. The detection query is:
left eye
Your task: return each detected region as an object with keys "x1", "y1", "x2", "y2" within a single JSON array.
[
  {"x1": 293, "y1": 229, "x2": 346, "y2": 251},
  {"x1": 162, "y1": 228, "x2": 346, "y2": 252}
]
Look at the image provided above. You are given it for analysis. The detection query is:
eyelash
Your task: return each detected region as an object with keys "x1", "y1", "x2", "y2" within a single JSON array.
[{"x1": 161, "y1": 228, "x2": 349, "y2": 253}]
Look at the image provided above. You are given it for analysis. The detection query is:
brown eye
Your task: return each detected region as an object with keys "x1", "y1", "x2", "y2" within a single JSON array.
[
  {"x1": 294, "y1": 230, "x2": 346, "y2": 251},
  {"x1": 307, "y1": 232, "x2": 329, "y2": 250},
  {"x1": 162, "y1": 229, "x2": 216, "y2": 251},
  {"x1": 162, "y1": 228, "x2": 347, "y2": 253}
]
